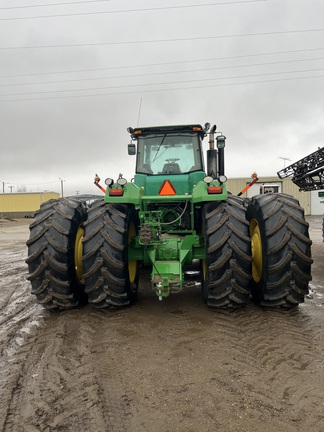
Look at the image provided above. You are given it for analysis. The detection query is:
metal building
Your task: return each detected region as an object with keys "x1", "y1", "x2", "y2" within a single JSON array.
[
  {"x1": 0, "y1": 181, "x2": 320, "y2": 217},
  {"x1": 226, "y1": 176, "x2": 312, "y2": 215},
  {"x1": 0, "y1": 192, "x2": 60, "y2": 218}
]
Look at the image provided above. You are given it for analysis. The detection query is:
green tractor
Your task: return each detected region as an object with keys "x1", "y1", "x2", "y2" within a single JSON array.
[{"x1": 26, "y1": 123, "x2": 313, "y2": 309}]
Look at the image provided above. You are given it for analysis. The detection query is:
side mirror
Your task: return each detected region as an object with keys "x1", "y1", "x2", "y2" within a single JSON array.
[{"x1": 128, "y1": 143, "x2": 136, "y2": 155}]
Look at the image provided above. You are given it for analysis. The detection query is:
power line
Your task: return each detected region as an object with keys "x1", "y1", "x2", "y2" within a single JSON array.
[
  {"x1": 0, "y1": 74, "x2": 323, "y2": 103},
  {"x1": 2, "y1": 180, "x2": 60, "y2": 186},
  {"x1": 1, "y1": 67, "x2": 323, "y2": 98},
  {"x1": 0, "y1": 1, "x2": 268, "y2": 21},
  {"x1": 0, "y1": 0, "x2": 113, "y2": 10},
  {"x1": 1, "y1": 56, "x2": 324, "y2": 88},
  {"x1": 1, "y1": 29, "x2": 323, "y2": 50},
  {"x1": 1, "y1": 47, "x2": 324, "y2": 80}
]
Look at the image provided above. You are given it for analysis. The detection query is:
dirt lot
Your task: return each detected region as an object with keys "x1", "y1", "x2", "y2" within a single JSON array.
[{"x1": 0, "y1": 216, "x2": 323, "y2": 432}]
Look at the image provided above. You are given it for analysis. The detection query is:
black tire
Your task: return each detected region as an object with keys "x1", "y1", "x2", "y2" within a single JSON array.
[
  {"x1": 201, "y1": 195, "x2": 252, "y2": 308},
  {"x1": 82, "y1": 199, "x2": 139, "y2": 308},
  {"x1": 246, "y1": 193, "x2": 313, "y2": 307},
  {"x1": 26, "y1": 198, "x2": 87, "y2": 309}
]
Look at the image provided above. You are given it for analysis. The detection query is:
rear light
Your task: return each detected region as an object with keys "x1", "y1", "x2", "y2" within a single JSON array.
[
  {"x1": 109, "y1": 189, "x2": 124, "y2": 196},
  {"x1": 105, "y1": 178, "x2": 114, "y2": 186},
  {"x1": 208, "y1": 186, "x2": 222, "y2": 194},
  {"x1": 117, "y1": 177, "x2": 127, "y2": 186}
]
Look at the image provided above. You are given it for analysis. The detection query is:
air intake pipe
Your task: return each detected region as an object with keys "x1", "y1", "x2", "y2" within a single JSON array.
[{"x1": 207, "y1": 124, "x2": 217, "y2": 178}]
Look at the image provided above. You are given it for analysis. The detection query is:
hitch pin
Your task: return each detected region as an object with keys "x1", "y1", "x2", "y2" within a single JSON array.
[{"x1": 157, "y1": 282, "x2": 163, "y2": 301}]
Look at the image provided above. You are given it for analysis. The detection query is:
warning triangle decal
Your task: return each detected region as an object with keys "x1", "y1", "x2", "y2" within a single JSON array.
[{"x1": 159, "y1": 180, "x2": 176, "y2": 196}]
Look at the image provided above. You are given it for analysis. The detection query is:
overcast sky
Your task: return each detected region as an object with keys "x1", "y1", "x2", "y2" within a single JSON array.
[{"x1": 0, "y1": 0, "x2": 323, "y2": 197}]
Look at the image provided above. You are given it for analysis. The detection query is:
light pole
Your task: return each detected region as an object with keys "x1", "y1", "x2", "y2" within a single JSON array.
[{"x1": 59, "y1": 178, "x2": 65, "y2": 197}]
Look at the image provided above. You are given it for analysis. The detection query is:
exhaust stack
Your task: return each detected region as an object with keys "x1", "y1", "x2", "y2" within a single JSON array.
[
  {"x1": 207, "y1": 124, "x2": 217, "y2": 178},
  {"x1": 216, "y1": 135, "x2": 226, "y2": 176}
]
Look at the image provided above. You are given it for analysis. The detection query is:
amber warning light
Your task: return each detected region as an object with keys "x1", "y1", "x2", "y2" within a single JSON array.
[
  {"x1": 109, "y1": 189, "x2": 124, "y2": 196},
  {"x1": 207, "y1": 186, "x2": 222, "y2": 194}
]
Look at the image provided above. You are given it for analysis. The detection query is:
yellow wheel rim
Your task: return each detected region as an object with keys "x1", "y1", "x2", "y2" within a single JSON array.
[
  {"x1": 250, "y1": 219, "x2": 262, "y2": 283},
  {"x1": 128, "y1": 222, "x2": 137, "y2": 283},
  {"x1": 74, "y1": 226, "x2": 84, "y2": 284}
]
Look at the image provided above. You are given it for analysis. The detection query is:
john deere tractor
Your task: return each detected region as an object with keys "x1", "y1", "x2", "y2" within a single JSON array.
[{"x1": 26, "y1": 123, "x2": 312, "y2": 309}]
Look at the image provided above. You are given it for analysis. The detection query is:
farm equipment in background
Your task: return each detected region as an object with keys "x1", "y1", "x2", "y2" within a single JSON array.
[
  {"x1": 278, "y1": 146, "x2": 324, "y2": 241},
  {"x1": 277, "y1": 147, "x2": 324, "y2": 191},
  {"x1": 26, "y1": 123, "x2": 312, "y2": 310}
]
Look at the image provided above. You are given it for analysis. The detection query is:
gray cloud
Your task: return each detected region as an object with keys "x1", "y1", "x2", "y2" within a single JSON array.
[{"x1": 0, "y1": 0, "x2": 323, "y2": 196}]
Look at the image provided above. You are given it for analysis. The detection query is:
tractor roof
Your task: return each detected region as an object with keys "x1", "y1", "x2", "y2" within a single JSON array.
[{"x1": 129, "y1": 124, "x2": 206, "y2": 139}]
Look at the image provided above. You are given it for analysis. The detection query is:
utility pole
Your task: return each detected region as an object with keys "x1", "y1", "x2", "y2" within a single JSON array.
[
  {"x1": 8, "y1": 185, "x2": 14, "y2": 193},
  {"x1": 59, "y1": 178, "x2": 65, "y2": 197},
  {"x1": 1, "y1": 181, "x2": 8, "y2": 193}
]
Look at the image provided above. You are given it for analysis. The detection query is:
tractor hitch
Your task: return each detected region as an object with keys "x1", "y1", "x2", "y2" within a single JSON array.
[{"x1": 155, "y1": 280, "x2": 170, "y2": 301}]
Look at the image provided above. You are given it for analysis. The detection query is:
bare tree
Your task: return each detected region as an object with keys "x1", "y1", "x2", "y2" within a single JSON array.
[{"x1": 17, "y1": 185, "x2": 27, "y2": 193}]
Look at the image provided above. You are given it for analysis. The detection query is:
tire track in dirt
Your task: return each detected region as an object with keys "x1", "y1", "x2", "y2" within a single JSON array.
[
  {"x1": 127, "y1": 284, "x2": 324, "y2": 432},
  {"x1": 0, "y1": 247, "x2": 46, "y2": 432},
  {"x1": 116, "y1": 285, "x2": 212, "y2": 432},
  {"x1": 232, "y1": 306, "x2": 324, "y2": 430},
  {"x1": 85, "y1": 310, "x2": 139, "y2": 432},
  {"x1": 103, "y1": 281, "x2": 279, "y2": 431},
  {"x1": 2, "y1": 311, "x2": 107, "y2": 432},
  {"x1": 1, "y1": 307, "x2": 143, "y2": 432},
  {"x1": 0, "y1": 309, "x2": 44, "y2": 432},
  {"x1": 0, "y1": 252, "x2": 42, "y2": 379},
  {"x1": 0, "y1": 249, "x2": 27, "y2": 309},
  {"x1": 189, "y1": 307, "x2": 291, "y2": 431}
]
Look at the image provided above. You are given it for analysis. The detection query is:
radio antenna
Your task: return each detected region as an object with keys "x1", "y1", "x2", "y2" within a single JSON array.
[{"x1": 136, "y1": 97, "x2": 142, "y2": 127}]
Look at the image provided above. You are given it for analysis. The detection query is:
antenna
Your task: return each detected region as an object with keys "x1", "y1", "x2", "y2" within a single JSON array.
[
  {"x1": 278, "y1": 156, "x2": 291, "y2": 168},
  {"x1": 136, "y1": 97, "x2": 142, "y2": 127}
]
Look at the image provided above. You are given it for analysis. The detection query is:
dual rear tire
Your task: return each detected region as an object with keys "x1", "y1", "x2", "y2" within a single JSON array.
[
  {"x1": 202, "y1": 193, "x2": 313, "y2": 309},
  {"x1": 246, "y1": 193, "x2": 312, "y2": 307},
  {"x1": 26, "y1": 198, "x2": 87, "y2": 309},
  {"x1": 26, "y1": 198, "x2": 138, "y2": 310},
  {"x1": 201, "y1": 195, "x2": 251, "y2": 308},
  {"x1": 82, "y1": 199, "x2": 139, "y2": 308}
]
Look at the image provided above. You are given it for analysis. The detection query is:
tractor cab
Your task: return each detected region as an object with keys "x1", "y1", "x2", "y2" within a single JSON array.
[{"x1": 128, "y1": 124, "x2": 208, "y2": 195}]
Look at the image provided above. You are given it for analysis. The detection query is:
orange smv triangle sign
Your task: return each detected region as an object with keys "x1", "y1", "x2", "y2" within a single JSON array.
[{"x1": 159, "y1": 180, "x2": 176, "y2": 196}]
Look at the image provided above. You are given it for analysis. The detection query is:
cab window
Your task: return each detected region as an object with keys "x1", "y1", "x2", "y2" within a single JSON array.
[{"x1": 136, "y1": 133, "x2": 203, "y2": 175}]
